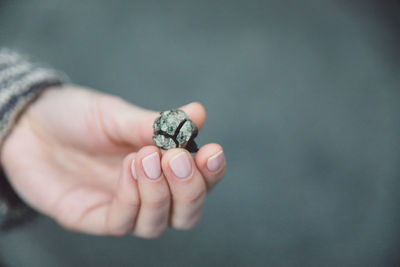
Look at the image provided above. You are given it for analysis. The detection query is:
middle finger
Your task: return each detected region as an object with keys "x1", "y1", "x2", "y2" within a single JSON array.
[{"x1": 161, "y1": 148, "x2": 207, "y2": 230}]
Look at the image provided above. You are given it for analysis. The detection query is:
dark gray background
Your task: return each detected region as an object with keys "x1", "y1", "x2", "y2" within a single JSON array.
[{"x1": 0, "y1": 0, "x2": 399, "y2": 266}]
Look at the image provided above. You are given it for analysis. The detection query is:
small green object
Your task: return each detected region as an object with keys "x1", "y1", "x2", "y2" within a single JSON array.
[{"x1": 153, "y1": 109, "x2": 199, "y2": 152}]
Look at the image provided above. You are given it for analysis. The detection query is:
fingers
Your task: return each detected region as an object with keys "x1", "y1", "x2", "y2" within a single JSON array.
[
  {"x1": 97, "y1": 95, "x2": 206, "y2": 147},
  {"x1": 194, "y1": 143, "x2": 226, "y2": 191},
  {"x1": 161, "y1": 148, "x2": 207, "y2": 230},
  {"x1": 56, "y1": 144, "x2": 225, "y2": 237},
  {"x1": 114, "y1": 144, "x2": 225, "y2": 237},
  {"x1": 132, "y1": 146, "x2": 171, "y2": 238},
  {"x1": 106, "y1": 152, "x2": 140, "y2": 236},
  {"x1": 107, "y1": 144, "x2": 225, "y2": 237}
]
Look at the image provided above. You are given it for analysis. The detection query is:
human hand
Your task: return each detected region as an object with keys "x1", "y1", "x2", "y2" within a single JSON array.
[{"x1": 0, "y1": 85, "x2": 226, "y2": 238}]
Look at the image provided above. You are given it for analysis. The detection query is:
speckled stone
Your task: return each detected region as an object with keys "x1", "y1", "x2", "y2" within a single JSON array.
[{"x1": 153, "y1": 109, "x2": 199, "y2": 152}]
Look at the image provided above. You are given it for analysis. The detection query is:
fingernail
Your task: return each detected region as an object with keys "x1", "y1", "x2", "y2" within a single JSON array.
[
  {"x1": 170, "y1": 152, "x2": 192, "y2": 179},
  {"x1": 131, "y1": 160, "x2": 137, "y2": 180},
  {"x1": 207, "y1": 150, "x2": 225, "y2": 172},
  {"x1": 142, "y1": 152, "x2": 161, "y2": 179}
]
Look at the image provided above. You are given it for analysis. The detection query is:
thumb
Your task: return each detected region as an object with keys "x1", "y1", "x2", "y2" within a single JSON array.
[{"x1": 99, "y1": 97, "x2": 206, "y2": 148}]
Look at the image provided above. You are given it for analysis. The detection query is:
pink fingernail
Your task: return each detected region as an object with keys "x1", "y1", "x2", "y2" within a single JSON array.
[
  {"x1": 207, "y1": 150, "x2": 225, "y2": 172},
  {"x1": 170, "y1": 152, "x2": 192, "y2": 179},
  {"x1": 142, "y1": 152, "x2": 161, "y2": 179},
  {"x1": 131, "y1": 160, "x2": 137, "y2": 180}
]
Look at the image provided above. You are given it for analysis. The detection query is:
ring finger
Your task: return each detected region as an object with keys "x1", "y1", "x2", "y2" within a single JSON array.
[{"x1": 161, "y1": 148, "x2": 207, "y2": 230}]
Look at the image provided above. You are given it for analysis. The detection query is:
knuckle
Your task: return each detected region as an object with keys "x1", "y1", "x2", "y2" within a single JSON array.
[
  {"x1": 106, "y1": 215, "x2": 135, "y2": 237},
  {"x1": 181, "y1": 187, "x2": 206, "y2": 205},
  {"x1": 116, "y1": 193, "x2": 140, "y2": 210},
  {"x1": 56, "y1": 213, "x2": 80, "y2": 232},
  {"x1": 54, "y1": 204, "x2": 77, "y2": 231},
  {"x1": 143, "y1": 194, "x2": 170, "y2": 210},
  {"x1": 206, "y1": 168, "x2": 226, "y2": 191},
  {"x1": 108, "y1": 227, "x2": 131, "y2": 237},
  {"x1": 135, "y1": 225, "x2": 167, "y2": 239},
  {"x1": 173, "y1": 222, "x2": 195, "y2": 231},
  {"x1": 172, "y1": 216, "x2": 201, "y2": 231}
]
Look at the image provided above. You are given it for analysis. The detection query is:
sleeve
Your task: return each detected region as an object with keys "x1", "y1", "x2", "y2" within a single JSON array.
[{"x1": 0, "y1": 49, "x2": 67, "y2": 230}]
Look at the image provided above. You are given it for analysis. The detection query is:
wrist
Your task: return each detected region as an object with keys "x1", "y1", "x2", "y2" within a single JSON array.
[
  {"x1": 0, "y1": 49, "x2": 67, "y2": 147},
  {"x1": 0, "y1": 49, "x2": 67, "y2": 230}
]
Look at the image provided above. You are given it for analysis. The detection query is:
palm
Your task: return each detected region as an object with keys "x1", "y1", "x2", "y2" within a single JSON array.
[{"x1": 2, "y1": 86, "x2": 152, "y2": 233}]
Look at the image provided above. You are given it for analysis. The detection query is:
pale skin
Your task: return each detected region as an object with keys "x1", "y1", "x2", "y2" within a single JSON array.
[{"x1": 0, "y1": 85, "x2": 226, "y2": 238}]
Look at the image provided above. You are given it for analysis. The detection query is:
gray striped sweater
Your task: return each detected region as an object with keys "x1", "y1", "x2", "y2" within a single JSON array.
[{"x1": 0, "y1": 49, "x2": 65, "y2": 230}]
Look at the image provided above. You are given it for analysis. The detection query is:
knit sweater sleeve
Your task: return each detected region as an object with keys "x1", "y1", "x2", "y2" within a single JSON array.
[{"x1": 0, "y1": 49, "x2": 66, "y2": 230}]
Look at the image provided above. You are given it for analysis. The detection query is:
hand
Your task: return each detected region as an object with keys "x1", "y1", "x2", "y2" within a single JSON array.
[{"x1": 0, "y1": 85, "x2": 226, "y2": 238}]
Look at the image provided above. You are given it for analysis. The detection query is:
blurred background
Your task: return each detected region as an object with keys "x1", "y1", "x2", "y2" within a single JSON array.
[{"x1": 0, "y1": 0, "x2": 399, "y2": 266}]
